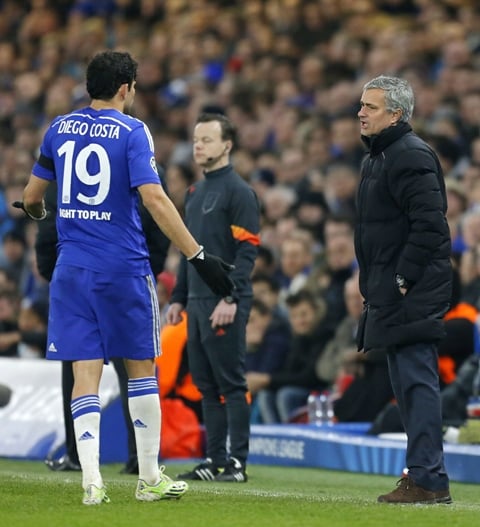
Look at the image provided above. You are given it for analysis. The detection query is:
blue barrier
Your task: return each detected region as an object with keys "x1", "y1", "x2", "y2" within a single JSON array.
[
  {"x1": 2, "y1": 359, "x2": 478, "y2": 483},
  {"x1": 248, "y1": 424, "x2": 480, "y2": 484}
]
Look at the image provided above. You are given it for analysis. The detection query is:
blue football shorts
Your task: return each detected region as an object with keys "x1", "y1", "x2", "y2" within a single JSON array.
[{"x1": 46, "y1": 264, "x2": 161, "y2": 363}]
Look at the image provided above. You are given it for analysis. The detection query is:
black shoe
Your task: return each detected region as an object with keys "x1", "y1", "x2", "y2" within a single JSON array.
[
  {"x1": 176, "y1": 458, "x2": 222, "y2": 481},
  {"x1": 45, "y1": 455, "x2": 81, "y2": 472},
  {"x1": 120, "y1": 458, "x2": 139, "y2": 475},
  {"x1": 214, "y1": 457, "x2": 247, "y2": 482}
]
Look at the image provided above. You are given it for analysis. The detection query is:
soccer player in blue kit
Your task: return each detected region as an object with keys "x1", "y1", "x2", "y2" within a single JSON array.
[{"x1": 15, "y1": 51, "x2": 234, "y2": 505}]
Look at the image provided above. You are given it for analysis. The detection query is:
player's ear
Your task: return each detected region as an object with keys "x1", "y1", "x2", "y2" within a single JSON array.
[{"x1": 118, "y1": 83, "x2": 129, "y2": 100}]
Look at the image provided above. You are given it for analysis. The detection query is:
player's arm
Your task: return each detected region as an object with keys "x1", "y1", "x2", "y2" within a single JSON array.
[
  {"x1": 22, "y1": 174, "x2": 50, "y2": 219},
  {"x1": 34, "y1": 182, "x2": 58, "y2": 282},
  {"x1": 140, "y1": 202, "x2": 171, "y2": 275},
  {"x1": 139, "y1": 183, "x2": 200, "y2": 258},
  {"x1": 138, "y1": 182, "x2": 235, "y2": 297}
]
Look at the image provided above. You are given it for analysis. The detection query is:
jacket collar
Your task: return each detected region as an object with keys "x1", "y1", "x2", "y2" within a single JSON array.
[
  {"x1": 204, "y1": 164, "x2": 232, "y2": 179},
  {"x1": 361, "y1": 122, "x2": 412, "y2": 156}
]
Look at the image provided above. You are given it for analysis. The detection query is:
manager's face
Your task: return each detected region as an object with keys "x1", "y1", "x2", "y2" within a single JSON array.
[{"x1": 358, "y1": 88, "x2": 400, "y2": 137}]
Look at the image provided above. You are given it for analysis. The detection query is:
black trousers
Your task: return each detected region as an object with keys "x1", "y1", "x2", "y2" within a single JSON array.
[
  {"x1": 61, "y1": 358, "x2": 136, "y2": 464},
  {"x1": 187, "y1": 297, "x2": 251, "y2": 466},
  {"x1": 387, "y1": 342, "x2": 449, "y2": 491}
]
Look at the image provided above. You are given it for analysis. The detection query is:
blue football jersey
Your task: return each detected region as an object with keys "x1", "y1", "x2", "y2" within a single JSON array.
[{"x1": 32, "y1": 107, "x2": 161, "y2": 275}]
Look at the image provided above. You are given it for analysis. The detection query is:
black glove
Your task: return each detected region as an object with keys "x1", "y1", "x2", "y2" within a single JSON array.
[
  {"x1": 12, "y1": 201, "x2": 48, "y2": 221},
  {"x1": 188, "y1": 246, "x2": 235, "y2": 297}
]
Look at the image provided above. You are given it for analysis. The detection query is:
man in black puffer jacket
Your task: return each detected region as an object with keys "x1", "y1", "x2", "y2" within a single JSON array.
[{"x1": 355, "y1": 76, "x2": 452, "y2": 504}]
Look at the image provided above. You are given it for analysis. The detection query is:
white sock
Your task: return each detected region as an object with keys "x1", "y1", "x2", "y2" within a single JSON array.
[
  {"x1": 128, "y1": 377, "x2": 161, "y2": 485},
  {"x1": 71, "y1": 395, "x2": 102, "y2": 489}
]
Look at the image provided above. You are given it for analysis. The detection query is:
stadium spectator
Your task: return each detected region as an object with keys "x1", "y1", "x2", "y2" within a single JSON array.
[
  {"x1": 445, "y1": 177, "x2": 469, "y2": 259},
  {"x1": 15, "y1": 299, "x2": 48, "y2": 359},
  {"x1": 316, "y1": 274, "x2": 365, "y2": 391},
  {"x1": 330, "y1": 274, "x2": 394, "y2": 424},
  {"x1": 0, "y1": 287, "x2": 21, "y2": 357},
  {"x1": 0, "y1": 230, "x2": 30, "y2": 293},
  {"x1": 251, "y1": 245, "x2": 277, "y2": 278},
  {"x1": 306, "y1": 214, "x2": 356, "y2": 332},
  {"x1": 164, "y1": 163, "x2": 196, "y2": 218},
  {"x1": 275, "y1": 230, "x2": 315, "y2": 305},
  {"x1": 246, "y1": 297, "x2": 291, "y2": 424},
  {"x1": 247, "y1": 289, "x2": 332, "y2": 424},
  {"x1": 251, "y1": 272, "x2": 287, "y2": 322}
]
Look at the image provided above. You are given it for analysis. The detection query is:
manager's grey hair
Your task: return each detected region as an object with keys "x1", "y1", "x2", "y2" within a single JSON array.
[{"x1": 363, "y1": 75, "x2": 414, "y2": 122}]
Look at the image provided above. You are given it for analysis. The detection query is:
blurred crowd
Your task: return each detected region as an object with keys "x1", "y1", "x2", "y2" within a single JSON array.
[{"x1": 1, "y1": 0, "x2": 480, "y2": 426}]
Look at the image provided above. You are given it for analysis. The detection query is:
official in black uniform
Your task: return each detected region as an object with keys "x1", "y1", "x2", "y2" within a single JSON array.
[
  {"x1": 37, "y1": 181, "x2": 171, "y2": 474},
  {"x1": 167, "y1": 113, "x2": 260, "y2": 482}
]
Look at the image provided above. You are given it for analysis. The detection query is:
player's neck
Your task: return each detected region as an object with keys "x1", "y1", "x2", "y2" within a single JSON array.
[{"x1": 90, "y1": 99, "x2": 124, "y2": 112}]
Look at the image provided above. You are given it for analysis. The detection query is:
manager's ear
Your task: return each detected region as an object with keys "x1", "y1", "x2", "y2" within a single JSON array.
[{"x1": 391, "y1": 109, "x2": 402, "y2": 125}]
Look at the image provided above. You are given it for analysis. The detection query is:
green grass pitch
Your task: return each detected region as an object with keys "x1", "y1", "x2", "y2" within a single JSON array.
[{"x1": 1, "y1": 458, "x2": 479, "y2": 527}]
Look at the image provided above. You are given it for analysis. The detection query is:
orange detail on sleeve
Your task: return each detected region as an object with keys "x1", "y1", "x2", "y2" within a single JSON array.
[
  {"x1": 444, "y1": 302, "x2": 478, "y2": 323},
  {"x1": 231, "y1": 225, "x2": 260, "y2": 245}
]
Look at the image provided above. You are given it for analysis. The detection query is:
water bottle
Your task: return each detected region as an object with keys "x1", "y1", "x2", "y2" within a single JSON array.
[
  {"x1": 307, "y1": 391, "x2": 334, "y2": 425},
  {"x1": 307, "y1": 392, "x2": 320, "y2": 425},
  {"x1": 466, "y1": 357, "x2": 480, "y2": 419}
]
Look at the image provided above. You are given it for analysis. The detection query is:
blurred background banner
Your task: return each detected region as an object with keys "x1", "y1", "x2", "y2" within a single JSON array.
[{"x1": 0, "y1": 358, "x2": 121, "y2": 460}]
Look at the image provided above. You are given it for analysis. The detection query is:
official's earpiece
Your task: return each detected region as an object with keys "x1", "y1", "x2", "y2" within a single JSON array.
[{"x1": 207, "y1": 146, "x2": 228, "y2": 162}]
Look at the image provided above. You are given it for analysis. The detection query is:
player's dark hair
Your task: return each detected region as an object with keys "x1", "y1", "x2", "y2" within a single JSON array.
[
  {"x1": 86, "y1": 51, "x2": 137, "y2": 100},
  {"x1": 196, "y1": 112, "x2": 236, "y2": 143}
]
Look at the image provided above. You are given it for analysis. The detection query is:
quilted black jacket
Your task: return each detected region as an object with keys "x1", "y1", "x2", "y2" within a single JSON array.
[{"x1": 354, "y1": 122, "x2": 452, "y2": 351}]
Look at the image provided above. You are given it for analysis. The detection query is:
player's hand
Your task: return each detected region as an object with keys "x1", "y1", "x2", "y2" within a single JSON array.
[
  {"x1": 188, "y1": 246, "x2": 235, "y2": 297},
  {"x1": 11, "y1": 201, "x2": 48, "y2": 221}
]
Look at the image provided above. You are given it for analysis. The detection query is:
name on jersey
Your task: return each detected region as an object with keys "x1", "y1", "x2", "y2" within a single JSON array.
[
  {"x1": 59, "y1": 208, "x2": 112, "y2": 221},
  {"x1": 58, "y1": 119, "x2": 120, "y2": 139}
]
